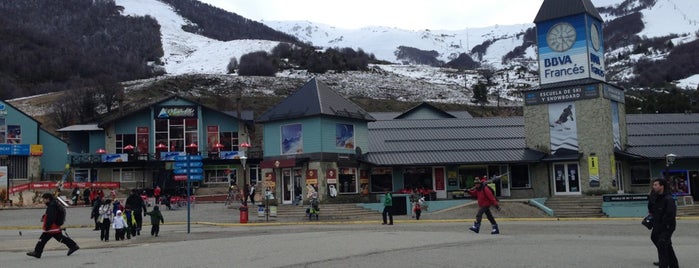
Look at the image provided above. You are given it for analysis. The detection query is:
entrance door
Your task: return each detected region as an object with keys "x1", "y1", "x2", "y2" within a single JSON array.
[
  {"x1": 615, "y1": 161, "x2": 624, "y2": 193},
  {"x1": 281, "y1": 168, "x2": 292, "y2": 204},
  {"x1": 553, "y1": 163, "x2": 581, "y2": 195},
  {"x1": 433, "y1": 167, "x2": 446, "y2": 199}
]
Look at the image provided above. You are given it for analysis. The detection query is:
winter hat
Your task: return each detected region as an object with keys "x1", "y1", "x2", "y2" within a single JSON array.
[{"x1": 116, "y1": 210, "x2": 122, "y2": 215}]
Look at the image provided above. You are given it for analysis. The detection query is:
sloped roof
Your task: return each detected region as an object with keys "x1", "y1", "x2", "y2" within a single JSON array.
[
  {"x1": 365, "y1": 117, "x2": 546, "y2": 166},
  {"x1": 626, "y1": 113, "x2": 699, "y2": 159},
  {"x1": 98, "y1": 95, "x2": 251, "y2": 128},
  {"x1": 257, "y1": 77, "x2": 375, "y2": 123},
  {"x1": 364, "y1": 113, "x2": 699, "y2": 166},
  {"x1": 57, "y1": 124, "x2": 102, "y2": 132},
  {"x1": 534, "y1": 0, "x2": 603, "y2": 23},
  {"x1": 395, "y1": 102, "x2": 457, "y2": 119}
]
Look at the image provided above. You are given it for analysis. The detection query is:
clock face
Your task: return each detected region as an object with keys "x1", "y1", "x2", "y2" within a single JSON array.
[
  {"x1": 546, "y1": 23, "x2": 576, "y2": 52},
  {"x1": 590, "y1": 24, "x2": 601, "y2": 51}
]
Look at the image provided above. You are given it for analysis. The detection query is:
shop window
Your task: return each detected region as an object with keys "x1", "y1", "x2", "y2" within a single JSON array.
[
  {"x1": 219, "y1": 131, "x2": 239, "y2": 151},
  {"x1": 154, "y1": 118, "x2": 199, "y2": 152},
  {"x1": 402, "y1": 167, "x2": 433, "y2": 190},
  {"x1": 1, "y1": 156, "x2": 28, "y2": 180},
  {"x1": 205, "y1": 166, "x2": 230, "y2": 184},
  {"x1": 113, "y1": 168, "x2": 136, "y2": 182},
  {"x1": 370, "y1": 168, "x2": 393, "y2": 193},
  {"x1": 630, "y1": 162, "x2": 651, "y2": 185},
  {"x1": 510, "y1": 164, "x2": 531, "y2": 188},
  {"x1": 115, "y1": 134, "x2": 136, "y2": 153},
  {"x1": 338, "y1": 167, "x2": 357, "y2": 193}
]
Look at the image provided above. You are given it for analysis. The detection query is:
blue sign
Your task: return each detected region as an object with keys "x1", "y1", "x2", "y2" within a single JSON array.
[
  {"x1": 174, "y1": 155, "x2": 203, "y2": 181},
  {"x1": 174, "y1": 168, "x2": 204, "y2": 175},
  {"x1": 0, "y1": 144, "x2": 30, "y2": 156},
  {"x1": 174, "y1": 155, "x2": 203, "y2": 161},
  {"x1": 174, "y1": 161, "x2": 203, "y2": 168}
]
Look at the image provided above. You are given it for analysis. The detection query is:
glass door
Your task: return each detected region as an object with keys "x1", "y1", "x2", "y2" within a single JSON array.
[
  {"x1": 281, "y1": 168, "x2": 292, "y2": 204},
  {"x1": 553, "y1": 163, "x2": 580, "y2": 195}
]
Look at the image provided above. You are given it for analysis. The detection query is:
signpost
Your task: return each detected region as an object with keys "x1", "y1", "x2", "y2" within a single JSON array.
[{"x1": 174, "y1": 154, "x2": 202, "y2": 233}]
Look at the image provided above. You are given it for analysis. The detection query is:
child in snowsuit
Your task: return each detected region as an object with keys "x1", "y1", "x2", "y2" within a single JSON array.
[
  {"x1": 145, "y1": 205, "x2": 164, "y2": 236},
  {"x1": 466, "y1": 176, "x2": 500, "y2": 234},
  {"x1": 112, "y1": 210, "x2": 126, "y2": 241}
]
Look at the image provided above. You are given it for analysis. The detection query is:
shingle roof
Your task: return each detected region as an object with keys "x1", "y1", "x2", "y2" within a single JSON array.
[
  {"x1": 365, "y1": 113, "x2": 699, "y2": 166},
  {"x1": 626, "y1": 113, "x2": 699, "y2": 159},
  {"x1": 365, "y1": 117, "x2": 546, "y2": 165},
  {"x1": 257, "y1": 77, "x2": 375, "y2": 123},
  {"x1": 534, "y1": 0, "x2": 603, "y2": 23}
]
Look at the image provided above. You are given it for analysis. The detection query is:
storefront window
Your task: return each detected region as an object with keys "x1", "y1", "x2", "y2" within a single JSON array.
[
  {"x1": 510, "y1": 164, "x2": 531, "y2": 188},
  {"x1": 154, "y1": 118, "x2": 199, "y2": 152},
  {"x1": 338, "y1": 167, "x2": 357, "y2": 193},
  {"x1": 112, "y1": 168, "x2": 136, "y2": 182},
  {"x1": 205, "y1": 166, "x2": 230, "y2": 184},
  {"x1": 630, "y1": 162, "x2": 651, "y2": 185},
  {"x1": 370, "y1": 168, "x2": 393, "y2": 193},
  {"x1": 402, "y1": 167, "x2": 433, "y2": 190}
]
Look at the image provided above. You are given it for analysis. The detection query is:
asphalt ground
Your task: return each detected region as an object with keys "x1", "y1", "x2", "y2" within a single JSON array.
[{"x1": 3, "y1": 200, "x2": 698, "y2": 261}]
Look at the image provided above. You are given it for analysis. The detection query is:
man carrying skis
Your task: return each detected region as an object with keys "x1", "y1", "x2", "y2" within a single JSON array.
[
  {"x1": 466, "y1": 176, "x2": 500, "y2": 234},
  {"x1": 27, "y1": 193, "x2": 80, "y2": 258}
]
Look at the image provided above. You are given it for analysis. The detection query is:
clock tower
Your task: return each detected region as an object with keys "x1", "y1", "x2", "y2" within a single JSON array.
[
  {"x1": 524, "y1": 0, "x2": 628, "y2": 195},
  {"x1": 535, "y1": 0, "x2": 605, "y2": 85}
]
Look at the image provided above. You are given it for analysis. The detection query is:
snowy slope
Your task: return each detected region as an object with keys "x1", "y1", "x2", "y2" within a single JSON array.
[{"x1": 116, "y1": 0, "x2": 280, "y2": 75}]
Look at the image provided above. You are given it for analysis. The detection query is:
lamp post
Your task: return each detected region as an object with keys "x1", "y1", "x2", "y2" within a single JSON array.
[
  {"x1": 239, "y1": 142, "x2": 251, "y2": 185},
  {"x1": 240, "y1": 156, "x2": 247, "y2": 202}
]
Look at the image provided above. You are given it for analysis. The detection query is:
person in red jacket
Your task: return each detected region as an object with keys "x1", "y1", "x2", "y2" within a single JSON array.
[
  {"x1": 466, "y1": 176, "x2": 500, "y2": 234},
  {"x1": 27, "y1": 193, "x2": 80, "y2": 258}
]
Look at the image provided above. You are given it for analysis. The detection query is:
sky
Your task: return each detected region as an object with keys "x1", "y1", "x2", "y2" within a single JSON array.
[{"x1": 199, "y1": 0, "x2": 547, "y2": 30}]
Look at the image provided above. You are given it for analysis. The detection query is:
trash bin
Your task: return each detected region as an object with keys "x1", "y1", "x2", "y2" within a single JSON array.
[{"x1": 239, "y1": 205, "x2": 248, "y2": 223}]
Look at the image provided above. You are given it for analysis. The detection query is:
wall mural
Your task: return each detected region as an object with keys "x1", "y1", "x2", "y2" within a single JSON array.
[
  {"x1": 548, "y1": 102, "x2": 579, "y2": 155},
  {"x1": 281, "y1": 123, "x2": 303, "y2": 155}
]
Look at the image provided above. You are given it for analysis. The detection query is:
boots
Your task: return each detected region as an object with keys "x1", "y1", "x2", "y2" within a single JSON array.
[
  {"x1": 468, "y1": 222, "x2": 481, "y2": 233},
  {"x1": 491, "y1": 224, "x2": 499, "y2": 234}
]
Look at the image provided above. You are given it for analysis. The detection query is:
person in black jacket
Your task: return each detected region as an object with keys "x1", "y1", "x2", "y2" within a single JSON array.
[
  {"x1": 27, "y1": 193, "x2": 79, "y2": 258},
  {"x1": 90, "y1": 196, "x2": 102, "y2": 231},
  {"x1": 649, "y1": 178, "x2": 679, "y2": 268},
  {"x1": 125, "y1": 189, "x2": 147, "y2": 236}
]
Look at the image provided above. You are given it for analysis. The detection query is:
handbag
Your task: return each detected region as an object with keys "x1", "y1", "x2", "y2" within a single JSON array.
[{"x1": 641, "y1": 214, "x2": 653, "y2": 230}]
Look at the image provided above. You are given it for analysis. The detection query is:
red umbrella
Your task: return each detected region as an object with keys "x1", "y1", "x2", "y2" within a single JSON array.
[
  {"x1": 124, "y1": 144, "x2": 135, "y2": 150},
  {"x1": 95, "y1": 148, "x2": 106, "y2": 154}
]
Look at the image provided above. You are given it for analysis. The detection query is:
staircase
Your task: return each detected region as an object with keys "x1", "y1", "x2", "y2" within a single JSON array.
[
  {"x1": 678, "y1": 204, "x2": 699, "y2": 216},
  {"x1": 273, "y1": 203, "x2": 379, "y2": 221},
  {"x1": 545, "y1": 195, "x2": 605, "y2": 218}
]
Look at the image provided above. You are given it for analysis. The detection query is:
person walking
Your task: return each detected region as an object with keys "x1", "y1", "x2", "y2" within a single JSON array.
[
  {"x1": 249, "y1": 183, "x2": 256, "y2": 205},
  {"x1": 82, "y1": 187, "x2": 91, "y2": 206},
  {"x1": 125, "y1": 189, "x2": 147, "y2": 236},
  {"x1": 90, "y1": 195, "x2": 103, "y2": 231},
  {"x1": 649, "y1": 178, "x2": 679, "y2": 268},
  {"x1": 467, "y1": 176, "x2": 500, "y2": 234},
  {"x1": 71, "y1": 187, "x2": 80, "y2": 205},
  {"x1": 26, "y1": 193, "x2": 80, "y2": 258},
  {"x1": 382, "y1": 190, "x2": 393, "y2": 225},
  {"x1": 145, "y1": 205, "x2": 165, "y2": 237},
  {"x1": 98, "y1": 199, "x2": 113, "y2": 241},
  {"x1": 153, "y1": 185, "x2": 161, "y2": 205}
]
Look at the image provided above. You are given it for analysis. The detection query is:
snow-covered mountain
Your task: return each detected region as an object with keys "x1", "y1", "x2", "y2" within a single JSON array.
[{"x1": 114, "y1": 0, "x2": 699, "y2": 95}]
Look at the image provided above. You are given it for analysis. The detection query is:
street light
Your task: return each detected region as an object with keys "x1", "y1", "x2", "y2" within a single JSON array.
[
  {"x1": 240, "y1": 155, "x2": 248, "y2": 202},
  {"x1": 664, "y1": 153, "x2": 677, "y2": 182}
]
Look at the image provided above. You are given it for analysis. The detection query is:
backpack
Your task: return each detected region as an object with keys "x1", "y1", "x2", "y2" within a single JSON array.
[{"x1": 56, "y1": 203, "x2": 67, "y2": 226}]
